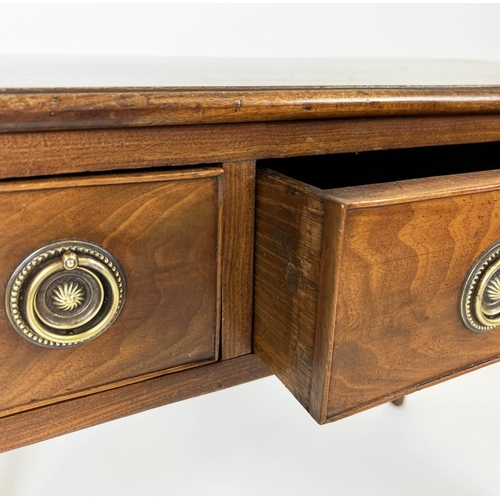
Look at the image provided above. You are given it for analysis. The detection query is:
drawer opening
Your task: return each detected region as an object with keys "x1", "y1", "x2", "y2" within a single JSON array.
[{"x1": 257, "y1": 141, "x2": 500, "y2": 190}]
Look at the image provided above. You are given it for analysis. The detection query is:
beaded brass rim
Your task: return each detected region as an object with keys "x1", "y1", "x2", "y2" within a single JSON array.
[
  {"x1": 5, "y1": 239, "x2": 126, "y2": 348},
  {"x1": 460, "y1": 241, "x2": 500, "y2": 332}
]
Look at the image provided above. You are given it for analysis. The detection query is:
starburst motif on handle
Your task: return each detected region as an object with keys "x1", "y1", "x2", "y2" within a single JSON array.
[
  {"x1": 51, "y1": 281, "x2": 85, "y2": 311},
  {"x1": 486, "y1": 275, "x2": 500, "y2": 302}
]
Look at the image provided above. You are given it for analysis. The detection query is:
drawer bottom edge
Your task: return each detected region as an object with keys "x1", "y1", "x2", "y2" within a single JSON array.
[
  {"x1": 0, "y1": 354, "x2": 271, "y2": 453},
  {"x1": 324, "y1": 353, "x2": 500, "y2": 424}
]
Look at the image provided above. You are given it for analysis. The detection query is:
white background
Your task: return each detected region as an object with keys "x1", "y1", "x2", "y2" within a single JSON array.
[{"x1": 1, "y1": 3, "x2": 500, "y2": 496}]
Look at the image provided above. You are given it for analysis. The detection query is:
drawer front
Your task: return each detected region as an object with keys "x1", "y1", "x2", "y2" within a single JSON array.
[
  {"x1": 254, "y1": 168, "x2": 500, "y2": 423},
  {"x1": 0, "y1": 168, "x2": 222, "y2": 416}
]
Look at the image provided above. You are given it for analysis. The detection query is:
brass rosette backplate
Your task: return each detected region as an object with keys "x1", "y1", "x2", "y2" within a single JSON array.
[
  {"x1": 5, "y1": 239, "x2": 126, "y2": 348},
  {"x1": 460, "y1": 240, "x2": 500, "y2": 332}
]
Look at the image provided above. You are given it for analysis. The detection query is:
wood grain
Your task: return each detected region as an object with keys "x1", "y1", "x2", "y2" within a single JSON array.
[
  {"x1": 2, "y1": 64, "x2": 500, "y2": 442},
  {"x1": 221, "y1": 162, "x2": 255, "y2": 359},
  {"x1": 0, "y1": 166, "x2": 223, "y2": 192},
  {"x1": 253, "y1": 171, "x2": 325, "y2": 411},
  {"x1": 328, "y1": 189, "x2": 500, "y2": 419},
  {"x1": 325, "y1": 168, "x2": 500, "y2": 208},
  {"x1": 0, "y1": 170, "x2": 221, "y2": 417},
  {"x1": 1, "y1": 114, "x2": 500, "y2": 179},
  {"x1": 254, "y1": 168, "x2": 500, "y2": 423},
  {"x1": 310, "y1": 200, "x2": 346, "y2": 423},
  {"x1": 0, "y1": 353, "x2": 272, "y2": 453},
  {"x1": 325, "y1": 353, "x2": 500, "y2": 422},
  {"x1": 2, "y1": 88, "x2": 500, "y2": 133}
]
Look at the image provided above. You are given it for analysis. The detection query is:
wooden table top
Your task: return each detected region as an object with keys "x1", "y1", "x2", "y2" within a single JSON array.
[
  {"x1": 1, "y1": 56, "x2": 500, "y2": 132},
  {"x1": 2, "y1": 56, "x2": 500, "y2": 89}
]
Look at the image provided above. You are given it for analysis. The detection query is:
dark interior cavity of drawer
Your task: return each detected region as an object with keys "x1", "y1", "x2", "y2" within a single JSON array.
[{"x1": 258, "y1": 141, "x2": 500, "y2": 190}]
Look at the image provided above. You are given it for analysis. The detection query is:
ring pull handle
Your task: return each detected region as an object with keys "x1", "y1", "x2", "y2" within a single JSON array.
[
  {"x1": 6, "y1": 239, "x2": 126, "y2": 348},
  {"x1": 460, "y1": 241, "x2": 500, "y2": 332}
]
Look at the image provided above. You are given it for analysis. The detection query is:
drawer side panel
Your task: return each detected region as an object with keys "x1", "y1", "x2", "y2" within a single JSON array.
[{"x1": 254, "y1": 172, "x2": 324, "y2": 410}]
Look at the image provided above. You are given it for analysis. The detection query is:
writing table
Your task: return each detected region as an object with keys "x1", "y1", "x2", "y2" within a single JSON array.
[{"x1": 1, "y1": 57, "x2": 500, "y2": 450}]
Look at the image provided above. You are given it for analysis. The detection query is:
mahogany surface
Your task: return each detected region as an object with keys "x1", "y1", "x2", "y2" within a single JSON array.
[
  {"x1": 0, "y1": 169, "x2": 221, "y2": 417},
  {"x1": 1, "y1": 56, "x2": 500, "y2": 448},
  {"x1": 2, "y1": 115, "x2": 500, "y2": 180},
  {"x1": 254, "y1": 162, "x2": 500, "y2": 423},
  {"x1": 0, "y1": 354, "x2": 271, "y2": 453},
  {"x1": 1, "y1": 57, "x2": 500, "y2": 133}
]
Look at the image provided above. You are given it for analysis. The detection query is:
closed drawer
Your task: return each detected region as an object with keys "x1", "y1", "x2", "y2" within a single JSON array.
[
  {"x1": 254, "y1": 143, "x2": 500, "y2": 423},
  {"x1": 0, "y1": 167, "x2": 222, "y2": 417}
]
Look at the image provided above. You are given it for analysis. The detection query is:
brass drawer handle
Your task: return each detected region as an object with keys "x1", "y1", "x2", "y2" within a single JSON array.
[
  {"x1": 6, "y1": 239, "x2": 126, "y2": 348},
  {"x1": 460, "y1": 241, "x2": 500, "y2": 332}
]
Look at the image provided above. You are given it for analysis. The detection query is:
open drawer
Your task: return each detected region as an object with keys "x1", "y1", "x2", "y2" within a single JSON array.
[{"x1": 254, "y1": 142, "x2": 500, "y2": 423}]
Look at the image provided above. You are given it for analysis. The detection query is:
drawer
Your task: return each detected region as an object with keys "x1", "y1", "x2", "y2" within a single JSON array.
[
  {"x1": 0, "y1": 167, "x2": 222, "y2": 417},
  {"x1": 254, "y1": 143, "x2": 500, "y2": 423}
]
